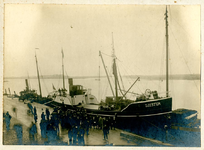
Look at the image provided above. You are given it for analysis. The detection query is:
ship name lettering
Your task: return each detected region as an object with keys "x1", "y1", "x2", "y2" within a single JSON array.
[{"x1": 145, "y1": 102, "x2": 161, "y2": 107}]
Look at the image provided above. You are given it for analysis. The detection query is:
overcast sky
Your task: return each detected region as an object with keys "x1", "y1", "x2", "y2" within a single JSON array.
[{"x1": 4, "y1": 5, "x2": 200, "y2": 78}]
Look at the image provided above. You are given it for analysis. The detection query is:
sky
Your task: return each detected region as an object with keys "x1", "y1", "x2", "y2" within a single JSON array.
[{"x1": 3, "y1": 5, "x2": 200, "y2": 78}]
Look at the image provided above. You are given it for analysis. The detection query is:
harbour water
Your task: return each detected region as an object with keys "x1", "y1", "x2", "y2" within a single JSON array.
[{"x1": 3, "y1": 77, "x2": 200, "y2": 118}]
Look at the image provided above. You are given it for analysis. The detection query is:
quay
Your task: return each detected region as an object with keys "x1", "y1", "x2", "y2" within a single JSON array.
[{"x1": 3, "y1": 96, "x2": 173, "y2": 146}]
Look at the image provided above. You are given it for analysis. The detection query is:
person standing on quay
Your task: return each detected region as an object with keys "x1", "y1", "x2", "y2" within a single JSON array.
[
  {"x1": 98, "y1": 117, "x2": 103, "y2": 129},
  {"x1": 40, "y1": 119, "x2": 47, "y2": 138},
  {"x1": 78, "y1": 125, "x2": 85, "y2": 146},
  {"x1": 41, "y1": 111, "x2": 45, "y2": 121},
  {"x1": 13, "y1": 124, "x2": 23, "y2": 145},
  {"x1": 68, "y1": 127, "x2": 73, "y2": 145},
  {"x1": 103, "y1": 125, "x2": 108, "y2": 140},
  {"x1": 5, "y1": 111, "x2": 12, "y2": 131},
  {"x1": 72, "y1": 125, "x2": 78, "y2": 145},
  {"x1": 34, "y1": 106, "x2": 37, "y2": 116},
  {"x1": 46, "y1": 108, "x2": 50, "y2": 120},
  {"x1": 34, "y1": 114, "x2": 38, "y2": 123},
  {"x1": 29, "y1": 122, "x2": 37, "y2": 144}
]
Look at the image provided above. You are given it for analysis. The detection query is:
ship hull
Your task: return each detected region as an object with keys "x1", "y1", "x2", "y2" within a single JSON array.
[{"x1": 46, "y1": 97, "x2": 172, "y2": 119}]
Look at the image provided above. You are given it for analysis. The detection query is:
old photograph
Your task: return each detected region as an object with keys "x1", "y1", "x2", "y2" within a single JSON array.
[{"x1": 2, "y1": 4, "x2": 201, "y2": 147}]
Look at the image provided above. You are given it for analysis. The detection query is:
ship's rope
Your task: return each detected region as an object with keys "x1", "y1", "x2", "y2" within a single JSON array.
[
  {"x1": 27, "y1": 72, "x2": 32, "y2": 89},
  {"x1": 130, "y1": 16, "x2": 164, "y2": 68},
  {"x1": 102, "y1": 79, "x2": 109, "y2": 101},
  {"x1": 169, "y1": 6, "x2": 199, "y2": 47},
  {"x1": 39, "y1": 68, "x2": 49, "y2": 95},
  {"x1": 114, "y1": 19, "x2": 166, "y2": 93},
  {"x1": 56, "y1": 69, "x2": 62, "y2": 90},
  {"x1": 169, "y1": 7, "x2": 199, "y2": 92},
  {"x1": 169, "y1": 26, "x2": 199, "y2": 93},
  {"x1": 117, "y1": 61, "x2": 142, "y2": 94},
  {"x1": 118, "y1": 67, "x2": 125, "y2": 94},
  {"x1": 100, "y1": 51, "x2": 112, "y2": 58},
  {"x1": 115, "y1": 62, "x2": 125, "y2": 96},
  {"x1": 158, "y1": 36, "x2": 165, "y2": 93},
  {"x1": 98, "y1": 54, "x2": 101, "y2": 101},
  {"x1": 108, "y1": 65, "x2": 116, "y2": 95},
  {"x1": 65, "y1": 71, "x2": 69, "y2": 91}
]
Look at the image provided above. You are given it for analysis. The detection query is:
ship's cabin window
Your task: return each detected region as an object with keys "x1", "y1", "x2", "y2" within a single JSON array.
[{"x1": 70, "y1": 85, "x2": 83, "y2": 96}]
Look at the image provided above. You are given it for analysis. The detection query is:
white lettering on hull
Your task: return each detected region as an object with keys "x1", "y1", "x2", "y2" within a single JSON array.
[{"x1": 145, "y1": 102, "x2": 161, "y2": 107}]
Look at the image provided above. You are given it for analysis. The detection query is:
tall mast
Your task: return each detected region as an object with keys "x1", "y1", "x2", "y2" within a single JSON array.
[
  {"x1": 35, "y1": 53, "x2": 42, "y2": 97},
  {"x1": 165, "y1": 6, "x2": 169, "y2": 97},
  {"x1": 99, "y1": 51, "x2": 115, "y2": 97},
  {"x1": 112, "y1": 33, "x2": 118, "y2": 101},
  {"x1": 62, "y1": 48, "x2": 65, "y2": 90}
]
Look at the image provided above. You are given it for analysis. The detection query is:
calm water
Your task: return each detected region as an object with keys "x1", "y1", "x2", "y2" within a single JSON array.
[{"x1": 3, "y1": 77, "x2": 201, "y2": 118}]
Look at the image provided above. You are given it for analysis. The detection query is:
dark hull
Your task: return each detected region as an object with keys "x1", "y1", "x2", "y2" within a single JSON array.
[
  {"x1": 45, "y1": 97, "x2": 172, "y2": 118},
  {"x1": 85, "y1": 97, "x2": 172, "y2": 117}
]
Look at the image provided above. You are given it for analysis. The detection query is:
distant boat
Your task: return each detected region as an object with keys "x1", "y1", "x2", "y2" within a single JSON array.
[
  {"x1": 18, "y1": 54, "x2": 52, "y2": 104},
  {"x1": 18, "y1": 79, "x2": 38, "y2": 102},
  {"x1": 46, "y1": 49, "x2": 98, "y2": 108}
]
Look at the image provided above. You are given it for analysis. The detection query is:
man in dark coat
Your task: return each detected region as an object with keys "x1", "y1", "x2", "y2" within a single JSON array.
[
  {"x1": 103, "y1": 125, "x2": 108, "y2": 140},
  {"x1": 33, "y1": 106, "x2": 37, "y2": 116},
  {"x1": 13, "y1": 124, "x2": 23, "y2": 144},
  {"x1": 46, "y1": 108, "x2": 50, "y2": 120},
  {"x1": 5, "y1": 111, "x2": 12, "y2": 131},
  {"x1": 68, "y1": 127, "x2": 73, "y2": 145},
  {"x1": 40, "y1": 119, "x2": 47, "y2": 138},
  {"x1": 72, "y1": 125, "x2": 78, "y2": 145},
  {"x1": 41, "y1": 112, "x2": 45, "y2": 121},
  {"x1": 29, "y1": 122, "x2": 37, "y2": 144},
  {"x1": 78, "y1": 125, "x2": 85, "y2": 146}
]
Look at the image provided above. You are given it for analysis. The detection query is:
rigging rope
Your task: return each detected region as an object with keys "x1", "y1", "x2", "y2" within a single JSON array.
[
  {"x1": 27, "y1": 72, "x2": 32, "y2": 89},
  {"x1": 39, "y1": 68, "x2": 49, "y2": 95},
  {"x1": 115, "y1": 63, "x2": 125, "y2": 96},
  {"x1": 118, "y1": 68, "x2": 126, "y2": 92},
  {"x1": 169, "y1": 7, "x2": 199, "y2": 47},
  {"x1": 169, "y1": 26, "x2": 200, "y2": 92},
  {"x1": 56, "y1": 69, "x2": 61, "y2": 90},
  {"x1": 100, "y1": 51, "x2": 112, "y2": 57},
  {"x1": 98, "y1": 54, "x2": 101, "y2": 101},
  {"x1": 117, "y1": 61, "x2": 142, "y2": 94},
  {"x1": 158, "y1": 36, "x2": 165, "y2": 93}
]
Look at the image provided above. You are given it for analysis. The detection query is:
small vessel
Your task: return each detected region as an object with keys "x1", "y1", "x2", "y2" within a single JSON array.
[
  {"x1": 3, "y1": 89, "x2": 8, "y2": 96},
  {"x1": 46, "y1": 49, "x2": 98, "y2": 108},
  {"x1": 19, "y1": 79, "x2": 38, "y2": 102},
  {"x1": 19, "y1": 54, "x2": 52, "y2": 103},
  {"x1": 34, "y1": 53, "x2": 53, "y2": 104},
  {"x1": 6, "y1": 88, "x2": 19, "y2": 98}
]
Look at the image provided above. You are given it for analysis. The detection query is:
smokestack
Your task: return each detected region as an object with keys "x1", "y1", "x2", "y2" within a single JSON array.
[
  {"x1": 69, "y1": 78, "x2": 73, "y2": 93},
  {"x1": 25, "y1": 79, "x2": 29, "y2": 91},
  {"x1": 8, "y1": 88, "x2": 11, "y2": 95}
]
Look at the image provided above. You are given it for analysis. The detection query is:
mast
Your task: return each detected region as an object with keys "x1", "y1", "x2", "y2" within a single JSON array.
[
  {"x1": 62, "y1": 48, "x2": 65, "y2": 90},
  {"x1": 35, "y1": 53, "x2": 42, "y2": 97},
  {"x1": 113, "y1": 56, "x2": 118, "y2": 100},
  {"x1": 8, "y1": 88, "x2": 11, "y2": 95},
  {"x1": 99, "y1": 51, "x2": 115, "y2": 97},
  {"x1": 165, "y1": 6, "x2": 169, "y2": 97},
  {"x1": 98, "y1": 65, "x2": 100, "y2": 101},
  {"x1": 112, "y1": 33, "x2": 118, "y2": 101}
]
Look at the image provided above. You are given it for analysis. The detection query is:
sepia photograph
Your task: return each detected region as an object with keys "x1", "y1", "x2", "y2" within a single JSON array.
[{"x1": 2, "y1": 3, "x2": 201, "y2": 147}]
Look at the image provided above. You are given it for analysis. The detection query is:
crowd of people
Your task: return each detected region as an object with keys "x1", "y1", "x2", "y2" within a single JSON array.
[
  {"x1": 29, "y1": 106, "x2": 117, "y2": 145},
  {"x1": 3, "y1": 104, "x2": 117, "y2": 145}
]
